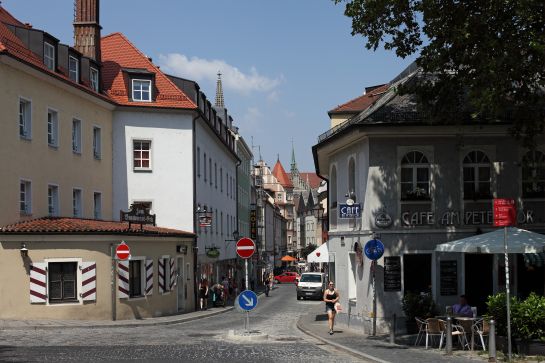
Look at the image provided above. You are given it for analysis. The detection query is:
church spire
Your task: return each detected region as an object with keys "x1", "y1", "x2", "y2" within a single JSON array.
[
  {"x1": 290, "y1": 139, "x2": 297, "y2": 172},
  {"x1": 215, "y1": 71, "x2": 224, "y2": 108}
]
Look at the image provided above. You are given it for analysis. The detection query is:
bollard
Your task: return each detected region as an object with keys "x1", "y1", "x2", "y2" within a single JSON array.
[
  {"x1": 445, "y1": 317, "x2": 453, "y2": 355},
  {"x1": 389, "y1": 313, "x2": 396, "y2": 344},
  {"x1": 488, "y1": 319, "x2": 496, "y2": 363}
]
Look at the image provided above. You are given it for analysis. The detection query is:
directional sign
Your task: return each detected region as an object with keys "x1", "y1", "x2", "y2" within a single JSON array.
[
  {"x1": 236, "y1": 238, "x2": 256, "y2": 259},
  {"x1": 238, "y1": 290, "x2": 258, "y2": 311},
  {"x1": 493, "y1": 199, "x2": 516, "y2": 227},
  {"x1": 116, "y1": 242, "x2": 130, "y2": 261}
]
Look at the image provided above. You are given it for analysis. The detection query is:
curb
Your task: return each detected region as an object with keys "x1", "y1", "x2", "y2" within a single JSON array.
[{"x1": 296, "y1": 316, "x2": 391, "y2": 363}]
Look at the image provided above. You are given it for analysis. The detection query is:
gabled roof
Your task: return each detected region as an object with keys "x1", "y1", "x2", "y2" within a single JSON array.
[
  {"x1": 298, "y1": 172, "x2": 322, "y2": 190},
  {"x1": 328, "y1": 84, "x2": 389, "y2": 115},
  {"x1": 101, "y1": 32, "x2": 197, "y2": 109},
  {"x1": 0, "y1": 217, "x2": 195, "y2": 238},
  {"x1": 272, "y1": 159, "x2": 293, "y2": 188},
  {"x1": 0, "y1": 6, "x2": 27, "y2": 27}
]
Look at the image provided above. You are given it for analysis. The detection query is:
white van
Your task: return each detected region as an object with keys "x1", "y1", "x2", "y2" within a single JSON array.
[{"x1": 296, "y1": 272, "x2": 326, "y2": 300}]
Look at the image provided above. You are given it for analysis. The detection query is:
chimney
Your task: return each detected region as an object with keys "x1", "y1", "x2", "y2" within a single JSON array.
[{"x1": 73, "y1": 0, "x2": 101, "y2": 61}]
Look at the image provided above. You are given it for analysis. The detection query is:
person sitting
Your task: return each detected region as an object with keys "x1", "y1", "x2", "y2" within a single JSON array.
[{"x1": 452, "y1": 295, "x2": 473, "y2": 317}]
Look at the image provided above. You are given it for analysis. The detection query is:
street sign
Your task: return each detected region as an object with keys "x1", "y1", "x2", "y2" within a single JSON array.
[
  {"x1": 236, "y1": 238, "x2": 256, "y2": 259},
  {"x1": 364, "y1": 239, "x2": 384, "y2": 260},
  {"x1": 116, "y1": 242, "x2": 130, "y2": 261},
  {"x1": 493, "y1": 199, "x2": 516, "y2": 227},
  {"x1": 238, "y1": 290, "x2": 258, "y2": 311}
]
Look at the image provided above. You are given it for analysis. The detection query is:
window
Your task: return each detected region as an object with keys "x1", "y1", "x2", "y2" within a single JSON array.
[
  {"x1": 72, "y1": 188, "x2": 82, "y2": 217},
  {"x1": 463, "y1": 150, "x2": 491, "y2": 200},
  {"x1": 132, "y1": 79, "x2": 151, "y2": 102},
  {"x1": 220, "y1": 168, "x2": 223, "y2": 191},
  {"x1": 47, "y1": 109, "x2": 58, "y2": 147},
  {"x1": 47, "y1": 185, "x2": 59, "y2": 216},
  {"x1": 215, "y1": 208, "x2": 219, "y2": 235},
  {"x1": 48, "y1": 262, "x2": 77, "y2": 302},
  {"x1": 277, "y1": 193, "x2": 283, "y2": 201},
  {"x1": 522, "y1": 151, "x2": 545, "y2": 198},
  {"x1": 197, "y1": 147, "x2": 201, "y2": 178},
  {"x1": 209, "y1": 158, "x2": 212, "y2": 186},
  {"x1": 19, "y1": 98, "x2": 31, "y2": 139},
  {"x1": 20, "y1": 180, "x2": 31, "y2": 215},
  {"x1": 90, "y1": 67, "x2": 99, "y2": 92},
  {"x1": 348, "y1": 157, "x2": 356, "y2": 201},
  {"x1": 215, "y1": 163, "x2": 217, "y2": 188},
  {"x1": 72, "y1": 119, "x2": 82, "y2": 153},
  {"x1": 133, "y1": 140, "x2": 151, "y2": 170},
  {"x1": 69, "y1": 56, "x2": 79, "y2": 83},
  {"x1": 93, "y1": 127, "x2": 101, "y2": 159},
  {"x1": 401, "y1": 151, "x2": 430, "y2": 200},
  {"x1": 204, "y1": 153, "x2": 207, "y2": 182},
  {"x1": 226, "y1": 173, "x2": 229, "y2": 197},
  {"x1": 94, "y1": 192, "x2": 102, "y2": 219},
  {"x1": 129, "y1": 260, "x2": 143, "y2": 297},
  {"x1": 221, "y1": 211, "x2": 224, "y2": 235},
  {"x1": 330, "y1": 166, "x2": 337, "y2": 208},
  {"x1": 44, "y1": 42, "x2": 55, "y2": 70}
]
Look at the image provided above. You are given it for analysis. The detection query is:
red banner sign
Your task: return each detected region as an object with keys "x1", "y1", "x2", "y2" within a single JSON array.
[{"x1": 493, "y1": 199, "x2": 516, "y2": 227}]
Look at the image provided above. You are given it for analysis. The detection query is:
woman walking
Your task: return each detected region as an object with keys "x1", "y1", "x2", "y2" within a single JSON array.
[
  {"x1": 199, "y1": 279, "x2": 209, "y2": 310},
  {"x1": 323, "y1": 281, "x2": 340, "y2": 335}
]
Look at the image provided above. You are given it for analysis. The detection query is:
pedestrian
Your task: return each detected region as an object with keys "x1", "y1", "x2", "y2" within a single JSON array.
[
  {"x1": 222, "y1": 276, "x2": 230, "y2": 301},
  {"x1": 323, "y1": 281, "x2": 340, "y2": 335},
  {"x1": 233, "y1": 280, "x2": 239, "y2": 297},
  {"x1": 199, "y1": 279, "x2": 209, "y2": 310},
  {"x1": 264, "y1": 275, "x2": 271, "y2": 296},
  {"x1": 228, "y1": 278, "x2": 234, "y2": 296}
]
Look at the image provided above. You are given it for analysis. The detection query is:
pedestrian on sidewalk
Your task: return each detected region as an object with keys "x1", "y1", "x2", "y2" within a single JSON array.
[
  {"x1": 323, "y1": 281, "x2": 340, "y2": 335},
  {"x1": 199, "y1": 279, "x2": 209, "y2": 310}
]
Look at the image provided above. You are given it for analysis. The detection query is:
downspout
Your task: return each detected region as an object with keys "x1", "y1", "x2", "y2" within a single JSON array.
[{"x1": 192, "y1": 110, "x2": 201, "y2": 311}]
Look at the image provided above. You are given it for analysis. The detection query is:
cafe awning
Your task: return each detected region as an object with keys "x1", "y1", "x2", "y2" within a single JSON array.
[
  {"x1": 307, "y1": 242, "x2": 329, "y2": 263},
  {"x1": 435, "y1": 227, "x2": 545, "y2": 254}
]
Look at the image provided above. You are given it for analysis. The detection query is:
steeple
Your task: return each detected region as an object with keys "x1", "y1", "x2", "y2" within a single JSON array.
[
  {"x1": 290, "y1": 139, "x2": 298, "y2": 173},
  {"x1": 215, "y1": 71, "x2": 224, "y2": 108},
  {"x1": 73, "y1": 0, "x2": 102, "y2": 61}
]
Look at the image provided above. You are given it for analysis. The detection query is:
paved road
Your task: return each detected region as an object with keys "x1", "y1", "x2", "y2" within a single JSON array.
[{"x1": 0, "y1": 284, "x2": 366, "y2": 362}]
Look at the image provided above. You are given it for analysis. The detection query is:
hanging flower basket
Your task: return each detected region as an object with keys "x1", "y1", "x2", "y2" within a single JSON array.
[{"x1": 206, "y1": 248, "x2": 220, "y2": 258}]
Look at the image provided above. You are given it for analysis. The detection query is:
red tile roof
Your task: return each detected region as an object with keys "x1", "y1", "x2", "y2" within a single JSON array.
[
  {"x1": 0, "y1": 6, "x2": 27, "y2": 27},
  {"x1": 101, "y1": 33, "x2": 197, "y2": 109},
  {"x1": 0, "y1": 217, "x2": 195, "y2": 238},
  {"x1": 329, "y1": 84, "x2": 389, "y2": 114},
  {"x1": 272, "y1": 160, "x2": 293, "y2": 188},
  {"x1": 295, "y1": 172, "x2": 322, "y2": 190}
]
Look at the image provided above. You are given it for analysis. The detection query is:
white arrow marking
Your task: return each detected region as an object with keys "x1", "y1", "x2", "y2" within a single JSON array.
[
  {"x1": 242, "y1": 294, "x2": 254, "y2": 307},
  {"x1": 237, "y1": 246, "x2": 255, "y2": 250}
]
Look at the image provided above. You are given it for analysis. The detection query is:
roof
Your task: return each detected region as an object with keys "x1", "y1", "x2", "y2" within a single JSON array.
[
  {"x1": 328, "y1": 84, "x2": 389, "y2": 115},
  {"x1": 101, "y1": 32, "x2": 197, "y2": 109},
  {"x1": 272, "y1": 160, "x2": 293, "y2": 188},
  {"x1": 0, "y1": 217, "x2": 195, "y2": 238},
  {"x1": 0, "y1": 6, "x2": 27, "y2": 27},
  {"x1": 298, "y1": 172, "x2": 322, "y2": 189}
]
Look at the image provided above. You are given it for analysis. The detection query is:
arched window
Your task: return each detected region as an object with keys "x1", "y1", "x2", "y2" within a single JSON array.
[
  {"x1": 463, "y1": 150, "x2": 491, "y2": 200},
  {"x1": 330, "y1": 165, "x2": 337, "y2": 208},
  {"x1": 401, "y1": 151, "x2": 430, "y2": 200},
  {"x1": 522, "y1": 150, "x2": 545, "y2": 198},
  {"x1": 348, "y1": 157, "x2": 356, "y2": 201}
]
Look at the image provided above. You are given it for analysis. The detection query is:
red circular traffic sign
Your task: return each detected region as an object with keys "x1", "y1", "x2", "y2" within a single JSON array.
[
  {"x1": 236, "y1": 238, "x2": 255, "y2": 259},
  {"x1": 116, "y1": 242, "x2": 130, "y2": 260}
]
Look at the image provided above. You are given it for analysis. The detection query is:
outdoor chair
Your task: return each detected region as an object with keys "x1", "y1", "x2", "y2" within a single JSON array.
[
  {"x1": 425, "y1": 318, "x2": 443, "y2": 349},
  {"x1": 453, "y1": 320, "x2": 471, "y2": 350},
  {"x1": 470, "y1": 306, "x2": 477, "y2": 318},
  {"x1": 473, "y1": 319, "x2": 489, "y2": 351},
  {"x1": 437, "y1": 319, "x2": 466, "y2": 350},
  {"x1": 414, "y1": 317, "x2": 427, "y2": 346}
]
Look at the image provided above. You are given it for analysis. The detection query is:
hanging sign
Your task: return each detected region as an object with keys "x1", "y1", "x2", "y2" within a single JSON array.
[
  {"x1": 364, "y1": 239, "x2": 384, "y2": 260},
  {"x1": 339, "y1": 203, "x2": 361, "y2": 219},
  {"x1": 493, "y1": 199, "x2": 516, "y2": 227},
  {"x1": 198, "y1": 212, "x2": 213, "y2": 227}
]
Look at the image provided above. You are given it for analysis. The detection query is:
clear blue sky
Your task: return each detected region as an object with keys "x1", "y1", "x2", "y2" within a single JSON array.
[{"x1": 4, "y1": 0, "x2": 417, "y2": 171}]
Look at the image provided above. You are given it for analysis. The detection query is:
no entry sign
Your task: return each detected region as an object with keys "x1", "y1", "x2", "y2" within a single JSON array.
[
  {"x1": 493, "y1": 199, "x2": 516, "y2": 227},
  {"x1": 236, "y1": 238, "x2": 255, "y2": 259},
  {"x1": 116, "y1": 242, "x2": 131, "y2": 260}
]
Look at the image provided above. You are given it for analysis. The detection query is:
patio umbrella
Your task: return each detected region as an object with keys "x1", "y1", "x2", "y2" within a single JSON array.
[{"x1": 280, "y1": 255, "x2": 297, "y2": 262}]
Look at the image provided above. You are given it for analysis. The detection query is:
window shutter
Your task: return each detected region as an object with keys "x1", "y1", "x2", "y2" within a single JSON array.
[
  {"x1": 80, "y1": 262, "x2": 97, "y2": 301},
  {"x1": 158, "y1": 258, "x2": 165, "y2": 294},
  {"x1": 29, "y1": 262, "x2": 47, "y2": 303},
  {"x1": 145, "y1": 259, "x2": 153, "y2": 296},
  {"x1": 117, "y1": 260, "x2": 129, "y2": 299},
  {"x1": 169, "y1": 258, "x2": 176, "y2": 291}
]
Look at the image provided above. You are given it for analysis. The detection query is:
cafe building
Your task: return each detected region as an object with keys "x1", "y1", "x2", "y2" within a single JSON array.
[
  {"x1": 0, "y1": 216, "x2": 195, "y2": 321},
  {"x1": 312, "y1": 65, "x2": 545, "y2": 333}
]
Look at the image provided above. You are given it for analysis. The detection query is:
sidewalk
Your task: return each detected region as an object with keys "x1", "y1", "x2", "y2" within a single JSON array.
[{"x1": 297, "y1": 305, "x2": 484, "y2": 363}]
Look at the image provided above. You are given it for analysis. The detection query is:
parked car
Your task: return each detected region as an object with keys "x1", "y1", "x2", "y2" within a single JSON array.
[
  {"x1": 296, "y1": 272, "x2": 326, "y2": 300},
  {"x1": 274, "y1": 271, "x2": 299, "y2": 284}
]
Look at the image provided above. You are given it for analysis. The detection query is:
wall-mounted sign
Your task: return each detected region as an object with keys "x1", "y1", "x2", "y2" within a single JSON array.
[
  {"x1": 493, "y1": 199, "x2": 516, "y2": 227},
  {"x1": 120, "y1": 203, "x2": 156, "y2": 229},
  {"x1": 339, "y1": 203, "x2": 361, "y2": 219},
  {"x1": 250, "y1": 210, "x2": 257, "y2": 240},
  {"x1": 440, "y1": 260, "x2": 458, "y2": 296},
  {"x1": 384, "y1": 256, "x2": 401, "y2": 291},
  {"x1": 198, "y1": 212, "x2": 213, "y2": 227},
  {"x1": 375, "y1": 211, "x2": 393, "y2": 228},
  {"x1": 401, "y1": 209, "x2": 534, "y2": 227},
  {"x1": 364, "y1": 239, "x2": 384, "y2": 260}
]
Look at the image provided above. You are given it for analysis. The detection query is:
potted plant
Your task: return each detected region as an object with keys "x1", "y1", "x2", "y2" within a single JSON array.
[{"x1": 402, "y1": 292, "x2": 438, "y2": 333}]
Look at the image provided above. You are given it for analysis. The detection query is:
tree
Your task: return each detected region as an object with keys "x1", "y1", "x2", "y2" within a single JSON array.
[{"x1": 334, "y1": 0, "x2": 545, "y2": 148}]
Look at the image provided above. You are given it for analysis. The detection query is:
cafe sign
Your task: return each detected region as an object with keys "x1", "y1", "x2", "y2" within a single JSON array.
[
  {"x1": 401, "y1": 209, "x2": 535, "y2": 227},
  {"x1": 339, "y1": 203, "x2": 361, "y2": 219},
  {"x1": 120, "y1": 203, "x2": 156, "y2": 229}
]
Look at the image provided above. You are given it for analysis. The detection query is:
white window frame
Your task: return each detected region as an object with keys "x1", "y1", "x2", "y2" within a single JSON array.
[
  {"x1": 72, "y1": 118, "x2": 82, "y2": 154},
  {"x1": 133, "y1": 139, "x2": 152, "y2": 171},
  {"x1": 47, "y1": 184, "x2": 60, "y2": 216},
  {"x1": 93, "y1": 191, "x2": 102, "y2": 219},
  {"x1": 92, "y1": 126, "x2": 101, "y2": 159},
  {"x1": 44, "y1": 42, "x2": 55, "y2": 71},
  {"x1": 197, "y1": 147, "x2": 201, "y2": 178},
  {"x1": 131, "y1": 79, "x2": 152, "y2": 102},
  {"x1": 44, "y1": 257, "x2": 83, "y2": 306},
  {"x1": 90, "y1": 67, "x2": 99, "y2": 92},
  {"x1": 72, "y1": 188, "x2": 83, "y2": 217},
  {"x1": 69, "y1": 56, "x2": 79, "y2": 83},
  {"x1": 128, "y1": 257, "x2": 146, "y2": 299},
  {"x1": 400, "y1": 150, "x2": 431, "y2": 201},
  {"x1": 522, "y1": 149, "x2": 545, "y2": 199},
  {"x1": 462, "y1": 150, "x2": 492, "y2": 200},
  {"x1": 47, "y1": 108, "x2": 59, "y2": 148},
  {"x1": 19, "y1": 97, "x2": 32, "y2": 139},
  {"x1": 20, "y1": 179, "x2": 32, "y2": 215}
]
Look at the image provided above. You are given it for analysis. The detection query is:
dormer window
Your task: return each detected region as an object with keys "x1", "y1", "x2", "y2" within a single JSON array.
[
  {"x1": 90, "y1": 67, "x2": 99, "y2": 92},
  {"x1": 69, "y1": 56, "x2": 79, "y2": 83},
  {"x1": 44, "y1": 42, "x2": 55, "y2": 71},
  {"x1": 132, "y1": 79, "x2": 152, "y2": 102}
]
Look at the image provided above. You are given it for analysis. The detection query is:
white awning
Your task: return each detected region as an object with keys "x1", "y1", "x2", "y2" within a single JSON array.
[
  {"x1": 307, "y1": 242, "x2": 329, "y2": 263},
  {"x1": 435, "y1": 227, "x2": 545, "y2": 254}
]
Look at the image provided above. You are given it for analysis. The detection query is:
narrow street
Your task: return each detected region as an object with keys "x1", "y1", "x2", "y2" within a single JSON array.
[{"x1": 0, "y1": 284, "x2": 367, "y2": 362}]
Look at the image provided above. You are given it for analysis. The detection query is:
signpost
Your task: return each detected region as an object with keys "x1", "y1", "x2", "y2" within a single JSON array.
[
  {"x1": 493, "y1": 198, "x2": 516, "y2": 362},
  {"x1": 364, "y1": 239, "x2": 384, "y2": 336},
  {"x1": 236, "y1": 237, "x2": 256, "y2": 333},
  {"x1": 115, "y1": 241, "x2": 130, "y2": 261}
]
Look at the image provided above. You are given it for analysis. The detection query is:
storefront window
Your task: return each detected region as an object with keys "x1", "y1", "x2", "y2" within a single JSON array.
[
  {"x1": 522, "y1": 150, "x2": 545, "y2": 198},
  {"x1": 400, "y1": 151, "x2": 430, "y2": 200},
  {"x1": 48, "y1": 262, "x2": 77, "y2": 302},
  {"x1": 463, "y1": 150, "x2": 491, "y2": 200}
]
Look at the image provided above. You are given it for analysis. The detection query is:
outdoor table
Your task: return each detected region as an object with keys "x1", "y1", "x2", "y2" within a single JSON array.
[{"x1": 454, "y1": 317, "x2": 479, "y2": 350}]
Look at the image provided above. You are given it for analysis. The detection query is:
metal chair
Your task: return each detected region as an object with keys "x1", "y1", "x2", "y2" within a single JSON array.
[
  {"x1": 425, "y1": 318, "x2": 444, "y2": 349},
  {"x1": 438, "y1": 319, "x2": 466, "y2": 350},
  {"x1": 414, "y1": 317, "x2": 427, "y2": 346},
  {"x1": 453, "y1": 321, "x2": 471, "y2": 350},
  {"x1": 473, "y1": 318, "x2": 490, "y2": 351}
]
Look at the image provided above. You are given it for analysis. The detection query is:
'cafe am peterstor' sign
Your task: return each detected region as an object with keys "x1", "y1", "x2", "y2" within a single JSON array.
[{"x1": 400, "y1": 209, "x2": 536, "y2": 227}]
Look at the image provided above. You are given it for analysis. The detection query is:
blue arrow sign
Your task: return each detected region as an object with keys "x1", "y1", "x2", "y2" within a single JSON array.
[{"x1": 238, "y1": 290, "x2": 258, "y2": 311}]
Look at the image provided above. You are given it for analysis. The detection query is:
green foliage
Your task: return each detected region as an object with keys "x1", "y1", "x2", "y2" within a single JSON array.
[{"x1": 402, "y1": 292, "x2": 437, "y2": 320}]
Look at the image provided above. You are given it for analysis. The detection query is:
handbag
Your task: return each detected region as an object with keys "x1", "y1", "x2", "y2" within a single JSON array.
[{"x1": 334, "y1": 302, "x2": 342, "y2": 312}]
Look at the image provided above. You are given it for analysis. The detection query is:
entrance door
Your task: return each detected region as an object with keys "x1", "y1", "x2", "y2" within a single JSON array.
[
  {"x1": 403, "y1": 254, "x2": 432, "y2": 294},
  {"x1": 177, "y1": 256, "x2": 185, "y2": 312},
  {"x1": 465, "y1": 254, "x2": 493, "y2": 316}
]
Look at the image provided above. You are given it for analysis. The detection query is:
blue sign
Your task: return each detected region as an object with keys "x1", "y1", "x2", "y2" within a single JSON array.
[
  {"x1": 364, "y1": 239, "x2": 384, "y2": 260},
  {"x1": 339, "y1": 203, "x2": 361, "y2": 219},
  {"x1": 238, "y1": 290, "x2": 258, "y2": 311}
]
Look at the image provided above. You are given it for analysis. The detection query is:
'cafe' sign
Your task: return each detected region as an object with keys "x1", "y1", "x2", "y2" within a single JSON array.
[{"x1": 401, "y1": 209, "x2": 535, "y2": 227}]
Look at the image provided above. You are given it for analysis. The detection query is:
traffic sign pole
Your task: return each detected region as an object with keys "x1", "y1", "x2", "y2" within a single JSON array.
[{"x1": 245, "y1": 258, "x2": 249, "y2": 333}]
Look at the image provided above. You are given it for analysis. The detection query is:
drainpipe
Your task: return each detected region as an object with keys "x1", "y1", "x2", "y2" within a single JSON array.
[{"x1": 192, "y1": 109, "x2": 201, "y2": 311}]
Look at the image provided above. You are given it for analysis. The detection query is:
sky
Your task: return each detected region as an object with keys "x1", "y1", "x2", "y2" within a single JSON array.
[{"x1": 3, "y1": 0, "x2": 417, "y2": 171}]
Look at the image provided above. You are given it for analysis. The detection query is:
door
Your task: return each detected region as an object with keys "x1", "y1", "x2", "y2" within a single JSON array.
[
  {"x1": 465, "y1": 254, "x2": 493, "y2": 316},
  {"x1": 177, "y1": 256, "x2": 185, "y2": 312},
  {"x1": 403, "y1": 254, "x2": 432, "y2": 294}
]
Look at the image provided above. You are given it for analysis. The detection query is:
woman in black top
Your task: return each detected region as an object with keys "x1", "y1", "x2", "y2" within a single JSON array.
[
  {"x1": 199, "y1": 279, "x2": 209, "y2": 310},
  {"x1": 323, "y1": 281, "x2": 340, "y2": 335}
]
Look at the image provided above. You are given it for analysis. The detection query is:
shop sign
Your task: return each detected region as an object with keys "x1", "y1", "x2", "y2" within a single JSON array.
[
  {"x1": 250, "y1": 210, "x2": 257, "y2": 240},
  {"x1": 493, "y1": 199, "x2": 517, "y2": 227},
  {"x1": 339, "y1": 203, "x2": 361, "y2": 219},
  {"x1": 440, "y1": 260, "x2": 458, "y2": 296},
  {"x1": 198, "y1": 212, "x2": 213, "y2": 227},
  {"x1": 384, "y1": 257, "x2": 401, "y2": 292},
  {"x1": 374, "y1": 211, "x2": 393, "y2": 228},
  {"x1": 120, "y1": 203, "x2": 156, "y2": 229},
  {"x1": 206, "y1": 247, "x2": 220, "y2": 258},
  {"x1": 401, "y1": 209, "x2": 534, "y2": 227}
]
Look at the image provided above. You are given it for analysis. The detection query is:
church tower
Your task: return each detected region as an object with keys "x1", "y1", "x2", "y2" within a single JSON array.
[
  {"x1": 73, "y1": 0, "x2": 101, "y2": 61},
  {"x1": 215, "y1": 72, "x2": 225, "y2": 108}
]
